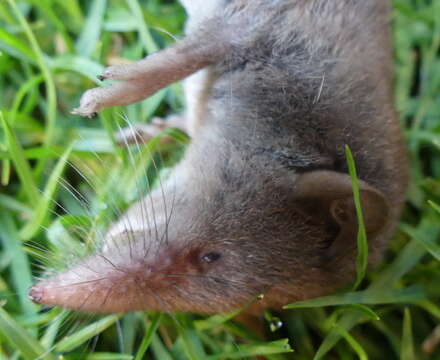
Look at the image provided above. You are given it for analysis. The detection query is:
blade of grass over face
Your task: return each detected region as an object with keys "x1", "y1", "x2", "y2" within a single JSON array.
[
  {"x1": 0, "y1": 306, "x2": 56, "y2": 360},
  {"x1": 0, "y1": 111, "x2": 40, "y2": 204},
  {"x1": 345, "y1": 145, "x2": 368, "y2": 290}
]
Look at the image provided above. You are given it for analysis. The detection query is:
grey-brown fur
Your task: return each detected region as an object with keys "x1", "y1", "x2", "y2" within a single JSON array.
[{"x1": 30, "y1": 0, "x2": 408, "y2": 314}]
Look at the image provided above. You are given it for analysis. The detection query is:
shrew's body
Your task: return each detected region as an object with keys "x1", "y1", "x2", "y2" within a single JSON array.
[{"x1": 30, "y1": 0, "x2": 408, "y2": 314}]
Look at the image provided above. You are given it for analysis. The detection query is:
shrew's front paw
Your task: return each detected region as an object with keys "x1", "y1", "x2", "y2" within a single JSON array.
[{"x1": 71, "y1": 88, "x2": 103, "y2": 118}]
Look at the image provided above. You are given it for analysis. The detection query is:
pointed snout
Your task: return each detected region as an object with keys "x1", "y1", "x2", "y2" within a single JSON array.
[{"x1": 28, "y1": 254, "x2": 158, "y2": 314}]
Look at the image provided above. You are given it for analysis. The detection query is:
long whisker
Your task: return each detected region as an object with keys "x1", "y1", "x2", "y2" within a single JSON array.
[
  {"x1": 115, "y1": 117, "x2": 143, "y2": 261},
  {"x1": 120, "y1": 115, "x2": 165, "y2": 259},
  {"x1": 117, "y1": 115, "x2": 153, "y2": 259}
]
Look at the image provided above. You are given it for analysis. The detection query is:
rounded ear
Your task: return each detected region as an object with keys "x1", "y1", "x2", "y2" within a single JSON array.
[{"x1": 293, "y1": 170, "x2": 390, "y2": 257}]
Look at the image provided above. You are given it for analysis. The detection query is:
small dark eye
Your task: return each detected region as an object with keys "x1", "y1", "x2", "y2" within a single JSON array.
[{"x1": 201, "y1": 252, "x2": 222, "y2": 264}]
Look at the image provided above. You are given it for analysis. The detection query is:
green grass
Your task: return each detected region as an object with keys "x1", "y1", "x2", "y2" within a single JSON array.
[{"x1": 0, "y1": 0, "x2": 439, "y2": 359}]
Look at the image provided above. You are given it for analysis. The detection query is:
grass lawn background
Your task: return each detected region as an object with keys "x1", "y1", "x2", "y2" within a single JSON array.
[{"x1": 0, "y1": 0, "x2": 439, "y2": 359}]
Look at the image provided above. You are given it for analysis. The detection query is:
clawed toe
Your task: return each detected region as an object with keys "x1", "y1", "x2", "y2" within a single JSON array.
[{"x1": 71, "y1": 108, "x2": 98, "y2": 118}]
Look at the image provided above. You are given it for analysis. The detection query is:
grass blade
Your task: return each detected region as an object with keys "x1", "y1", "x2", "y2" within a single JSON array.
[
  {"x1": 401, "y1": 223, "x2": 440, "y2": 261},
  {"x1": 373, "y1": 216, "x2": 439, "y2": 289},
  {"x1": 52, "y1": 55, "x2": 104, "y2": 81},
  {"x1": 134, "y1": 313, "x2": 162, "y2": 360},
  {"x1": 401, "y1": 308, "x2": 415, "y2": 360},
  {"x1": 125, "y1": 0, "x2": 159, "y2": 53},
  {"x1": 313, "y1": 313, "x2": 362, "y2": 360},
  {"x1": 0, "y1": 193, "x2": 32, "y2": 216},
  {"x1": 20, "y1": 145, "x2": 73, "y2": 239},
  {"x1": 80, "y1": 353, "x2": 134, "y2": 360},
  {"x1": 0, "y1": 28, "x2": 35, "y2": 63},
  {"x1": 54, "y1": 0, "x2": 83, "y2": 27},
  {"x1": 428, "y1": 200, "x2": 440, "y2": 214},
  {"x1": 285, "y1": 286, "x2": 426, "y2": 309},
  {"x1": 206, "y1": 339, "x2": 293, "y2": 359},
  {"x1": 0, "y1": 306, "x2": 55, "y2": 360},
  {"x1": 312, "y1": 216, "x2": 440, "y2": 358},
  {"x1": 24, "y1": 0, "x2": 74, "y2": 51},
  {"x1": 174, "y1": 314, "x2": 206, "y2": 360},
  {"x1": 341, "y1": 305, "x2": 381, "y2": 321},
  {"x1": 76, "y1": 0, "x2": 107, "y2": 57},
  {"x1": 7, "y1": 0, "x2": 58, "y2": 171},
  {"x1": 8, "y1": 74, "x2": 44, "y2": 126},
  {"x1": 41, "y1": 310, "x2": 70, "y2": 349},
  {"x1": 54, "y1": 315, "x2": 122, "y2": 353},
  {"x1": 195, "y1": 294, "x2": 263, "y2": 331},
  {"x1": 345, "y1": 145, "x2": 368, "y2": 290},
  {"x1": 0, "y1": 212, "x2": 36, "y2": 314},
  {"x1": 334, "y1": 325, "x2": 368, "y2": 360},
  {"x1": 150, "y1": 333, "x2": 174, "y2": 360},
  {"x1": 0, "y1": 111, "x2": 40, "y2": 204}
]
